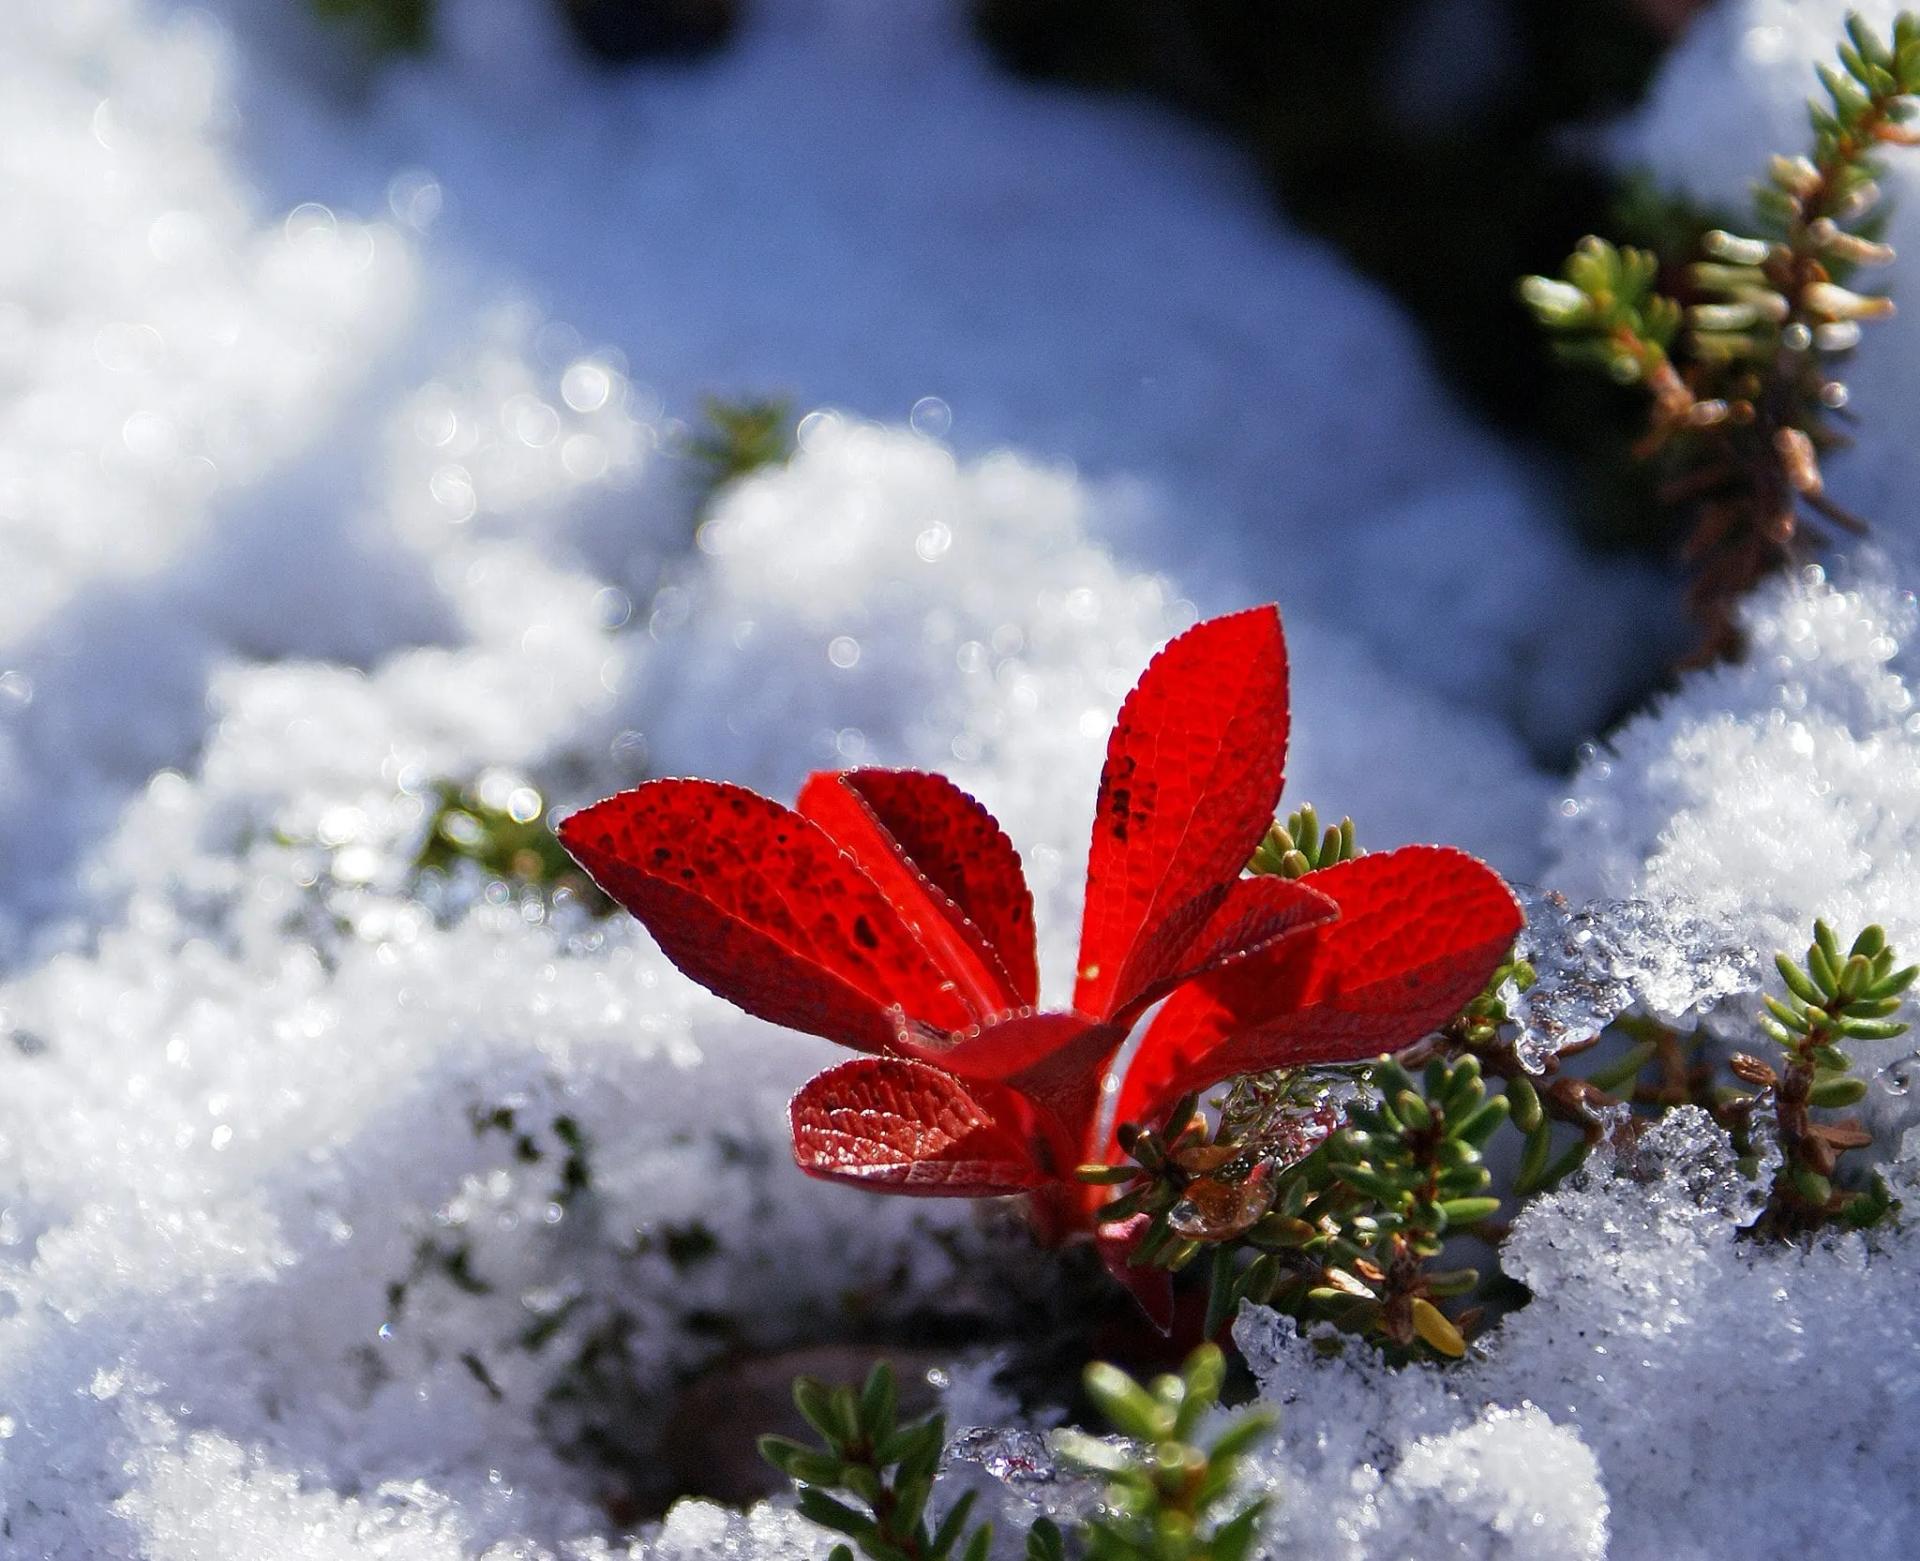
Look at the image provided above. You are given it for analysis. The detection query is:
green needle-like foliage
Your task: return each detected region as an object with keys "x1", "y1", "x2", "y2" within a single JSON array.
[
  {"x1": 1522, "y1": 11, "x2": 1920, "y2": 662},
  {"x1": 1155, "y1": 1057, "x2": 1509, "y2": 1362},
  {"x1": 760, "y1": 1363, "x2": 993, "y2": 1561},
  {"x1": 1760, "y1": 920, "x2": 1917, "y2": 1049},
  {"x1": 1739, "y1": 920, "x2": 1914, "y2": 1236},
  {"x1": 1047, "y1": 1345, "x2": 1275, "y2": 1561},
  {"x1": 1247, "y1": 805, "x2": 1358, "y2": 879},
  {"x1": 1520, "y1": 237, "x2": 1685, "y2": 395},
  {"x1": 761, "y1": 1351, "x2": 1274, "y2": 1561},
  {"x1": 1265, "y1": 1056, "x2": 1504, "y2": 1359}
]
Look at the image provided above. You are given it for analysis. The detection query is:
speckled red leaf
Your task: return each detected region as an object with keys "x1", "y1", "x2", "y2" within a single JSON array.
[
  {"x1": 1112, "y1": 847, "x2": 1523, "y2": 1136},
  {"x1": 797, "y1": 769, "x2": 1037, "y2": 1015},
  {"x1": 789, "y1": 1055, "x2": 1048, "y2": 1195},
  {"x1": 1104, "y1": 872, "x2": 1336, "y2": 1028},
  {"x1": 1075, "y1": 607, "x2": 1290, "y2": 1022},
  {"x1": 898, "y1": 1009, "x2": 1129, "y2": 1156},
  {"x1": 558, "y1": 780, "x2": 974, "y2": 1051}
]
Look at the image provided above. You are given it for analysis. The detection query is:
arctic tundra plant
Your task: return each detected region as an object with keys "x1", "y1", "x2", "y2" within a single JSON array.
[{"x1": 559, "y1": 607, "x2": 1521, "y2": 1310}]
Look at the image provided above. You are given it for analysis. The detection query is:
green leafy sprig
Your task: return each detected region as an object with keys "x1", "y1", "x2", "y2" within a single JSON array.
[
  {"x1": 1737, "y1": 921, "x2": 1914, "y2": 1235},
  {"x1": 1522, "y1": 12, "x2": 1920, "y2": 661},
  {"x1": 1227, "y1": 1056, "x2": 1506, "y2": 1360},
  {"x1": 1519, "y1": 238, "x2": 1689, "y2": 412},
  {"x1": 1040, "y1": 1345, "x2": 1274, "y2": 1561},
  {"x1": 760, "y1": 1363, "x2": 994, "y2": 1561}
]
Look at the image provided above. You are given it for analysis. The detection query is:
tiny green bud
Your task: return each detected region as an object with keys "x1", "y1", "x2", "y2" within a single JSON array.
[
  {"x1": 1587, "y1": 1040, "x2": 1660, "y2": 1095},
  {"x1": 792, "y1": 1378, "x2": 844, "y2": 1445},
  {"x1": 1772, "y1": 153, "x2": 1824, "y2": 199},
  {"x1": 1815, "y1": 920, "x2": 1843, "y2": 966},
  {"x1": 1689, "y1": 301, "x2": 1762, "y2": 332},
  {"x1": 1236, "y1": 1251, "x2": 1282, "y2": 1304},
  {"x1": 796, "y1": 1488, "x2": 873, "y2": 1538},
  {"x1": 1371, "y1": 1059, "x2": 1416, "y2": 1099},
  {"x1": 1764, "y1": 994, "x2": 1814, "y2": 1033},
  {"x1": 1704, "y1": 229, "x2": 1773, "y2": 266},
  {"x1": 1338, "y1": 1167, "x2": 1408, "y2": 1206},
  {"x1": 1454, "y1": 1096, "x2": 1511, "y2": 1148},
  {"x1": 1776, "y1": 952, "x2": 1824, "y2": 1005},
  {"x1": 1872, "y1": 964, "x2": 1919, "y2": 998},
  {"x1": 1851, "y1": 925, "x2": 1889, "y2": 959},
  {"x1": 1516, "y1": 1119, "x2": 1553, "y2": 1192},
  {"x1": 1424, "y1": 1267, "x2": 1481, "y2": 1298},
  {"x1": 1838, "y1": 1017, "x2": 1911, "y2": 1040},
  {"x1": 1792, "y1": 1166, "x2": 1834, "y2": 1207},
  {"x1": 1520, "y1": 274, "x2": 1592, "y2": 324},
  {"x1": 1809, "y1": 1074, "x2": 1870, "y2": 1107},
  {"x1": 1179, "y1": 1343, "x2": 1226, "y2": 1415},
  {"x1": 859, "y1": 1362, "x2": 896, "y2": 1437},
  {"x1": 1842, "y1": 953, "x2": 1877, "y2": 998},
  {"x1": 1507, "y1": 1076, "x2": 1543, "y2": 1133},
  {"x1": 1075, "y1": 1162, "x2": 1137, "y2": 1184},
  {"x1": 1411, "y1": 1298, "x2": 1467, "y2": 1358},
  {"x1": 1083, "y1": 1362, "x2": 1167, "y2": 1442},
  {"x1": 1249, "y1": 1213, "x2": 1316, "y2": 1249}
]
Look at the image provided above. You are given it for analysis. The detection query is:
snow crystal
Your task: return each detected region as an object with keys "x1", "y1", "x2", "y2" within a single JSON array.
[{"x1": 1509, "y1": 890, "x2": 1761, "y2": 1064}]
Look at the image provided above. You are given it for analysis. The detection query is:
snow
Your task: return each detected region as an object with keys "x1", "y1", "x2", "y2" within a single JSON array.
[
  {"x1": 210, "y1": 0, "x2": 1675, "y2": 757},
  {"x1": 1233, "y1": 1109, "x2": 1920, "y2": 1561},
  {"x1": 1552, "y1": 0, "x2": 1920, "y2": 1106},
  {"x1": 3, "y1": 0, "x2": 1920, "y2": 1556}
]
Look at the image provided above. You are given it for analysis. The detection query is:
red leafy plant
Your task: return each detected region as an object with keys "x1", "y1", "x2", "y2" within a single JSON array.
[{"x1": 559, "y1": 607, "x2": 1521, "y2": 1311}]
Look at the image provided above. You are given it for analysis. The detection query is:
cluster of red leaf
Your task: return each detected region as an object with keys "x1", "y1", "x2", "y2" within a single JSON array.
[{"x1": 559, "y1": 607, "x2": 1521, "y2": 1297}]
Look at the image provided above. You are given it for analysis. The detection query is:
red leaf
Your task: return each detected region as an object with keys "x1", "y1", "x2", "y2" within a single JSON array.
[
  {"x1": 898, "y1": 1009, "x2": 1128, "y2": 1156},
  {"x1": 797, "y1": 769, "x2": 1037, "y2": 1014},
  {"x1": 1104, "y1": 872, "x2": 1336, "y2": 1028},
  {"x1": 1113, "y1": 847, "x2": 1523, "y2": 1135},
  {"x1": 1096, "y1": 1215, "x2": 1175, "y2": 1334},
  {"x1": 789, "y1": 1056, "x2": 1048, "y2": 1195},
  {"x1": 1075, "y1": 607, "x2": 1290, "y2": 1022},
  {"x1": 559, "y1": 781, "x2": 974, "y2": 1051}
]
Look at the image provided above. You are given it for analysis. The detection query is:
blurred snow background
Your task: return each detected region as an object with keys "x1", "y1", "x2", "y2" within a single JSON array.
[{"x1": 1, "y1": 0, "x2": 1917, "y2": 1556}]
